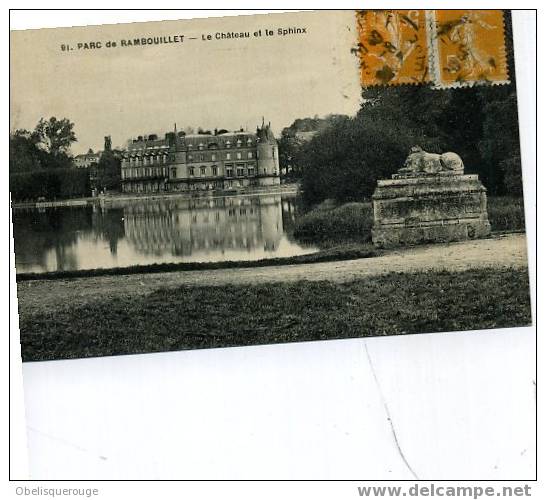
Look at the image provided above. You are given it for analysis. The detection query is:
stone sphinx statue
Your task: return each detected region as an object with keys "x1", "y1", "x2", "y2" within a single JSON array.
[{"x1": 397, "y1": 146, "x2": 464, "y2": 175}]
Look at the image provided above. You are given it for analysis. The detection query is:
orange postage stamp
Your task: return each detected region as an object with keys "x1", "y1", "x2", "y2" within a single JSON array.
[
  {"x1": 431, "y1": 10, "x2": 509, "y2": 87},
  {"x1": 356, "y1": 9, "x2": 509, "y2": 88},
  {"x1": 355, "y1": 10, "x2": 429, "y2": 86}
]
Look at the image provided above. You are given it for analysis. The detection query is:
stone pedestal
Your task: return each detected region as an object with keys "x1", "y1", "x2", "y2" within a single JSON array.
[{"x1": 371, "y1": 172, "x2": 491, "y2": 248}]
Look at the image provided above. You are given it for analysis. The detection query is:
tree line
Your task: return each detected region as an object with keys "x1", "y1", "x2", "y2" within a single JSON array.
[{"x1": 10, "y1": 117, "x2": 121, "y2": 202}]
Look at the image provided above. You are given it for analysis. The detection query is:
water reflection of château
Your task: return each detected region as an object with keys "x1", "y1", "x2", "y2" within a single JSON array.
[
  {"x1": 12, "y1": 194, "x2": 306, "y2": 273},
  {"x1": 121, "y1": 195, "x2": 285, "y2": 258}
]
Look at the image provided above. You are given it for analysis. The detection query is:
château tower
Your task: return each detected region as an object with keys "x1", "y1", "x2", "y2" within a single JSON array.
[{"x1": 256, "y1": 119, "x2": 280, "y2": 186}]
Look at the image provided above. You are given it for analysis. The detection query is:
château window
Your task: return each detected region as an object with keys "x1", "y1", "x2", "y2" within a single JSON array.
[
  {"x1": 226, "y1": 152, "x2": 231, "y2": 160},
  {"x1": 198, "y1": 143, "x2": 204, "y2": 151},
  {"x1": 226, "y1": 166, "x2": 234, "y2": 177},
  {"x1": 236, "y1": 139, "x2": 242, "y2": 147},
  {"x1": 247, "y1": 166, "x2": 255, "y2": 176},
  {"x1": 200, "y1": 166, "x2": 207, "y2": 176},
  {"x1": 189, "y1": 167, "x2": 195, "y2": 176},
  {"x1": 188, "y1": 154, "x2": 193, "y2": 161},
  {"x1": 171, "y1": 168, "x2": 177, "y2": 178},
  {"x1": 212, "y1": 166, "x2": 218, "y2": 176},
  {"x1": 225, "y1": 141, "x2": 231, "y2": 148},
  {"x1": 247, "y1": 152, "x2": 253, "y2": 159},
  {"x1": 236, "y1": 152, "x2": 242, "y2": 160},
  {"x1": 237, "y1": 166, "x2": 245, "y2": 177},
  {"x1": 211, "y1": 153, "x2": 217, "y2": 161}
]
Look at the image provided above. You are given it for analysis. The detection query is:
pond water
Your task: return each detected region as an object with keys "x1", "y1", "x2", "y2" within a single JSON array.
[{"x1": 12, "y1": 193, "x2": 318, "y2": 274}]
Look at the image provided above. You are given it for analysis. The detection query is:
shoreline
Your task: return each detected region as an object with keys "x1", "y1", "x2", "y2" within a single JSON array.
[
  {"x1": 11, "y1": 182, "x2": 301, "y2": 209},
  {"x1": 15, "y1": 244, "x2": 376, "y2": 282},
  {"x1": 15, "y1": 231, "x2": 525, "y2": 282}
]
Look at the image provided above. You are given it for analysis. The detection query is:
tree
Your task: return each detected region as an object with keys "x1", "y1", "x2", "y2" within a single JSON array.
[
  {"x1": 300, "y1": 111, "x2": 441, "y2": 204},
  {"x1": 278, "y1": 132, "x2": 302, "y2": 177},
  {"x1": 10, "y1": 168, "x2": 89, "y2": 201},
  {"x1": 500, "y1": 155, "x2": 523, "y2": 196},
  {"x1": 10, "y1": 117, "x2": 87, "y2": 201},
  {"x1": 278, "y1": 115, "x2": 348, "y2": 178},
  {"x1": 95, "y1": 151, "x2": 121, "y2": 192},
  {"x1": 300, "y1": 65, "x2": 522, "y2": 205},
  {"x1": 10, "y1": 117, "x2": 77, "y2": 174},
  {"x1": 34, "y1": 117, "x2": 77, "y2": 156},
  {"x1": 9, "y1": 130, "x2": 42, "y2": 173}
]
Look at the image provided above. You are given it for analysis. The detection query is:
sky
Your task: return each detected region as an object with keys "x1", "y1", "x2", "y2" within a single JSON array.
[{"x1": 10, "y1": 11, "x2": 361, "y2": 155}]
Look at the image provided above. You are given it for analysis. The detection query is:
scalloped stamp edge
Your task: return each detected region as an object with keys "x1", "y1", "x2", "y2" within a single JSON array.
[
  {"x1": 427, "y1": 9, "x2": 510, "y2": 90},
  {"x1": 355, "y1": 9, "x2": 511, "y2": 89}
]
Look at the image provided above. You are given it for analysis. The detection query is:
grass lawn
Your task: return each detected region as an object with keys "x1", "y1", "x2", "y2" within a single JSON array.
[
  {"x1": 19, "y1": 267, "x2": 531, "y2": 362},
  {"x1": 487, "y1": 196, "x2": 527, "y2": 231}
]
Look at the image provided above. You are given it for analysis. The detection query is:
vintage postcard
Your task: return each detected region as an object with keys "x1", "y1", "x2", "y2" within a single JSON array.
[{"x1": 10, "y1": 10, "x2": 531, "y2": 363}]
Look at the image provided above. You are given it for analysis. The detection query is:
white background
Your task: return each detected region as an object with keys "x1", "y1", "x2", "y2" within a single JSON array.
[{"x1": 4, "y1": 4, "x2": 539, "y2": 498}]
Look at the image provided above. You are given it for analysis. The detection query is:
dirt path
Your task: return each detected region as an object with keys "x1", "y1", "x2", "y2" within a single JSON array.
[{"x1": 17, "y1": 233, "x2": 528, "y2": 313}]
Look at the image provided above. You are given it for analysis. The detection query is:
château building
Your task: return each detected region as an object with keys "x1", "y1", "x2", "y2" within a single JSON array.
[
  {"x1": 120, "y1": 121, "x2": 280, "y2": 193},
  {"x1": 74, "y1": 151, "x2": 100, "y2": 169}
]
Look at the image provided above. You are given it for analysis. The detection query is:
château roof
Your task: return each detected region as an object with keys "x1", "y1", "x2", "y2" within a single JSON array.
[{"x1": 124, "y1": 123, "x2": 276, "y2": 154}]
